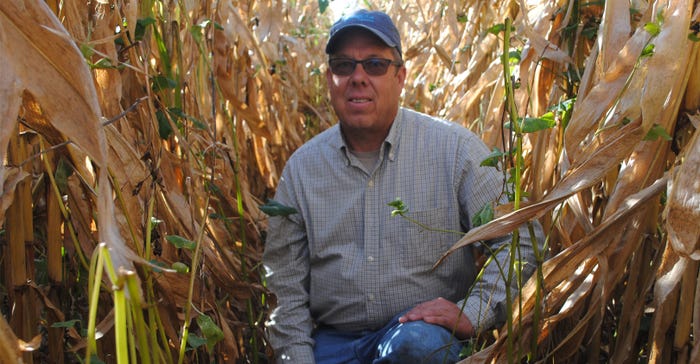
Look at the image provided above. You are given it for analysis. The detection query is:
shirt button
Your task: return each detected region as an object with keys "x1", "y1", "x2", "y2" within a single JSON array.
[
  {"x1": 368, "y1": 294, "x2": 375, "y2": 301},
  {"x1": 368, "y1": 179, "x2": 374, "y2": 187},
  {"x1": 367, "y1": 256, "x2": 375, "y2": 262}
]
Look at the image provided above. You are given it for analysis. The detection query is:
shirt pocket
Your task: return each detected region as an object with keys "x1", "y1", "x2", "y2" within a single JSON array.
[{"x1": 393, "y1": 207, "x2": 459, "y2": 268}]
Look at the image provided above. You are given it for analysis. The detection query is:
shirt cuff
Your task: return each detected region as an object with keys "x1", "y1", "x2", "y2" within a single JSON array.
[{"x1": 276, "y1": 344, "x2": 315, "y2": 364}]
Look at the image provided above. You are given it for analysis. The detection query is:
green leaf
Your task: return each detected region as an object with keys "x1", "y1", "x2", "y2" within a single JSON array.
[
  {"x1": 168, "y1": 107, "x2": 206, "y2": 130},
  {"x1": 508, "y1": 50, "x2": 521, "y2": 64},
  {"x1": 520, "y1": 115, "x2": 556, "y2": 133},
  {"x1": 581, "y1": 25, "x2": 597, "y2": 40},
  {"x1": 472, "y1": 203, "x2": 494, "y2": 228},
  {"x1": 79, "y1": 44, "x2": 95, "y2": 59},
  {"x1": 90, "y1": 58, "x2": 116, "y2": 70},
  {"x1": 88, "y1": 355, "x2": 106, "y2": 364},
  {"x1": 644, "y1": 124, "x2": 672, "y2": 141},
  {"x1": 480, "y1": 147, "x2": 505, "y2": 167},
  {"x1": 387, "y1": 198, "x2": 408, "y2": 217},
  {"x1": 689, "y1": 33, "x2": 700, "y2": 42},
  {"x1": 505, "y1": 115, "x2": 556, "y2": 134},
  {"x1": 206, "y1": 181, "x2": 222, "y2": 195},
  {"x1": 190, "y1": 117, "x2": 207, "y2": 130},
  {"x1": 135, "y1": 17, "x2": 156, "y2": 41},
  {"x1": 148, "y1": 259, "x2": 168, "y2": 273},
  {"x1": 156, "y1": 109, "x2": 173, "y2": 139},
  {"x1": 197, "y1": 314, "x2": 225, "y2": 352},
  {"x1": 641, "y1": 43, "x2": 655, "y2": 58},
  {"x1": 487, "y1": 22, "x2": 515, "y2": 35},
  {"x1": 150, "y1": 75, "x2": 177, "y2": 92},
  {"x1": 551, "y1": 98, "x2": 575, "y2": 129},
  {"x1": 51, "y1": 319, "x2": 81, "y2": 328},
  {"x1": 644, "y1": 21, "x2": 661, "y2": 36},
  {"x1": 318, "y1": 0, "x2": 329, "y2": 13},
  {"x1": 190, "y1": 25, "x2": 204, "y2": 44},
  {"x1": 187, "y1": 334, "x2": 208, "y2": 350},
  {"x1": 165, "y1": 235, "x2": 197, "y2": 251},
  {"x1": 487, "y1": 23, "x2": 506, "y2": 35},
  {"x1": 167, "y1": 107, "x2": 186, "y2": 122},
  {"x1": 171, "y1": 262, "x2": 190, "y2": 273},
  {"x1": 55, "y1": 157, "x2": 73, "y2": 192},
  {"x1": 259, "y1": 199, "x2": 298, "y2": 217}
]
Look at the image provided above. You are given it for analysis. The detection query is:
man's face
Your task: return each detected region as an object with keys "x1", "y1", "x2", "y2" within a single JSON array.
[{"x1": 326, "y1": 30, "x2": 406, "y2": 150}]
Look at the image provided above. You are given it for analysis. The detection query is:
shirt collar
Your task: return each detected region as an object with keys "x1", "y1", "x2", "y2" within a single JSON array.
[{"x1": 332, "y1": 107, "x2": 404, "y2": 163}]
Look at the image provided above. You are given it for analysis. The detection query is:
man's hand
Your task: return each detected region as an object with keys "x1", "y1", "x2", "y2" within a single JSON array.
[{"x1": 398, "y1": 297, "x2": 475, "y2": 339}]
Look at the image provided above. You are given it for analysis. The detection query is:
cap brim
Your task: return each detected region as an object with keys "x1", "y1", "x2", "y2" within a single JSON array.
[{"x1": 325, "y1": 25, "x2": 399, "y2": 54}]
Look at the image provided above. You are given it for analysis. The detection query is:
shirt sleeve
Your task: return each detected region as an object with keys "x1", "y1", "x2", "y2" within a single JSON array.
[
  {"x1": 457, "y1": 227, "x2": 539, "y2": 332},
  {"x1": 454, "y1": 132, "x2": 541, "y2": 333},
  {"x1": 263, "y1": 171, "x2": 316, "y2": 364}
]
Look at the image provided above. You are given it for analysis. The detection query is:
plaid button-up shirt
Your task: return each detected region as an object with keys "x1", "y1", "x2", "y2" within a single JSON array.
[{"x1": 264, "y1": 107, "x2": 538, "y2": 363}]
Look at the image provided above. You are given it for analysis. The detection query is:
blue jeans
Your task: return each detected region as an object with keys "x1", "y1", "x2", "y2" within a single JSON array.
[{"x1": 312, "y1": 312, "x2": 463, "y2": 364}]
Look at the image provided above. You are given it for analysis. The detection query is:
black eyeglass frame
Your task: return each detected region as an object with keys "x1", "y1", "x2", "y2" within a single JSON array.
[{"x1": 328, "y1": 57, "x2": 404, "y2": 76}]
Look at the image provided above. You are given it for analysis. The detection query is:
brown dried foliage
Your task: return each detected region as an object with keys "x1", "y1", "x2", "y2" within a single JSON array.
[{"x1": 0, "y1": 0, "x2": 698, "y2": 363}]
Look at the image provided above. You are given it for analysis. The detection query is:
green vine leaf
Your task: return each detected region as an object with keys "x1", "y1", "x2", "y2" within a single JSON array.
[
  {"x1": 472, "y1": 203, "x2": 494, "y2": 228},
  {"x1": 388, "y1": 198, "x2": 408, "y2": 217},
  {"x1": 165, "y1": 235, "x2": 197, "y2": 251},
  {"x1": 644, "y1": 21, "x2": 661, "y2": 37},
  {"x1": 644, "y1": 124, "x2": 672, "y2": 141},
  {"x1": 318, "y1": 0, "x2": 329, "y2": 13},
  {"x1": 480, "y1": 147, "x2": 506, "y2": 167},
  {"x1": 260, "y1": 199, "x2": 298, "y2": 217},
  {"x1": 171, "y1": 262, "x2": 189, "y2": 273},
  {"x1": 197, "y1": 314, "x2": 225, "y2": 352}
]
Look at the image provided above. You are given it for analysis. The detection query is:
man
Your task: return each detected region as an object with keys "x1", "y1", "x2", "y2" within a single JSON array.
[{"x1": 263, "y1": 9, "x2": 539, "y2": 364}]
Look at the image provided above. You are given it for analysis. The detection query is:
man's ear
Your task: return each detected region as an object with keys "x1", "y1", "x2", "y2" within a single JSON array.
[{"x1": 396, "y1": 64, "x2": 407, "y2": 88}]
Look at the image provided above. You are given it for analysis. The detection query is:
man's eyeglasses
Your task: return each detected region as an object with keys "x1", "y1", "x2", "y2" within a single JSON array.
[{"x1": 328, "y1": 58, "x2": 403, "y2": 76}]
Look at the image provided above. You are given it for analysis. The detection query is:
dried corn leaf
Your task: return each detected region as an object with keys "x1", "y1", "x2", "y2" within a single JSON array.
[
  {"x1": 565, "y1": 28, "x2": 650, "y2": 161},
  {"x1": 0, "y1": 0, "x2": 104, "y2": 163},
  {"x1": 597, "y1": 0, "x2": 632, "y2": 70},
  {"x1": 0, "y1": 315, "x2": 21, "y2": 363},
  {"x1": 640, "y1": 0, "x2": 693, "y2": 132},
  {"x1": 666, "y1": 129, "x2": 700, "y2": 258},
  {"x1": 477, "y1": 176, "x2": 667, "y2": 363},
  {"x1": 439, "y1": 121, "x2": 646, "y2": 263},
  {"x1": 0, "y1": 0, "x2": 139, "y2": 275}
]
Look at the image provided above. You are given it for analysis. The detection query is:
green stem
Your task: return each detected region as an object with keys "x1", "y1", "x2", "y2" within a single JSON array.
[
  {"x1": 40, "y1": 138, "x2": 90, "y2": 271},
  {"x1": 501, "y1": 17, "x2": 519, "y2": 363},
  {"x1": 101, "y1": 246, "x2": 129, "y2": 364},
  {"x1": 528, "y1": 222, "x2": 545, "y2": 358},
  {"x1": 402, "y1": 215, "x2": 464, "y2": 236},
  {"x1": 113, "y1": 287, "x2": 128, "y2": 364},
  {"x1": 126, "y1": 271, "x2": 151, "y2": 364},
  {"x1": 85, "y1": 244, "x2": 106, "y2": 362},
  {"x1": 143, "y1": 192, "x2": 174, "y2": 363},
  {"x1": 177, "y1": 196, "x2": 211, "y2": 364}
]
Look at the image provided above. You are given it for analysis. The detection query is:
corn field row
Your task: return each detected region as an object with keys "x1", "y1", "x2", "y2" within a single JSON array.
[{"x1": 0, "y1": 0, "x2": 698, "y2": 363}]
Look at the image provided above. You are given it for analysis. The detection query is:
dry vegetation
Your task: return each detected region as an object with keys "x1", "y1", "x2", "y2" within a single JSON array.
[{"x1": 0, "y1": 0, "x2": 698, "y2": 363}]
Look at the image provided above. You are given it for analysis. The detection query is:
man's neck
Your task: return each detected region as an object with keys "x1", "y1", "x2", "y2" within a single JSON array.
[{"x1": 341, "y1": 126, "x2": 390, "y2": 152}]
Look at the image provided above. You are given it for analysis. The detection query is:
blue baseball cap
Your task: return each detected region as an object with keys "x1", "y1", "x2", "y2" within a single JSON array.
[{"x1": 325, "y1": 9, "x2": 402, "y2": 57}]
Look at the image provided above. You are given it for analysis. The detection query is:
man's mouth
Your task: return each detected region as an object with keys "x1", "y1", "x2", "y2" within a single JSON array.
[{"x1": 349, "y1": 98, "x2": 371, "y2": 103}]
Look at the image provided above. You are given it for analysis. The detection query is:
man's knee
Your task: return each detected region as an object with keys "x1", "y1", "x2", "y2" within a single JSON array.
[{"x1": 376, "y1": 321, "x2": 462, "y2": 363}]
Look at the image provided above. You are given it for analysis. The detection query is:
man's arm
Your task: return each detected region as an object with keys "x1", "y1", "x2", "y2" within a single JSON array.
[
  {"x1": 263, "y1": 177, "x2": 316, "y2": 363},
  {"x1": 458, "y1": 223, "x2": 540, "y2": 333},
  {"x1": 454, "y1": 131, "x2": 541, "y2": 334},
  {"x1": 397, "y1": 219, "x2": 541, "y2": 337}
]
